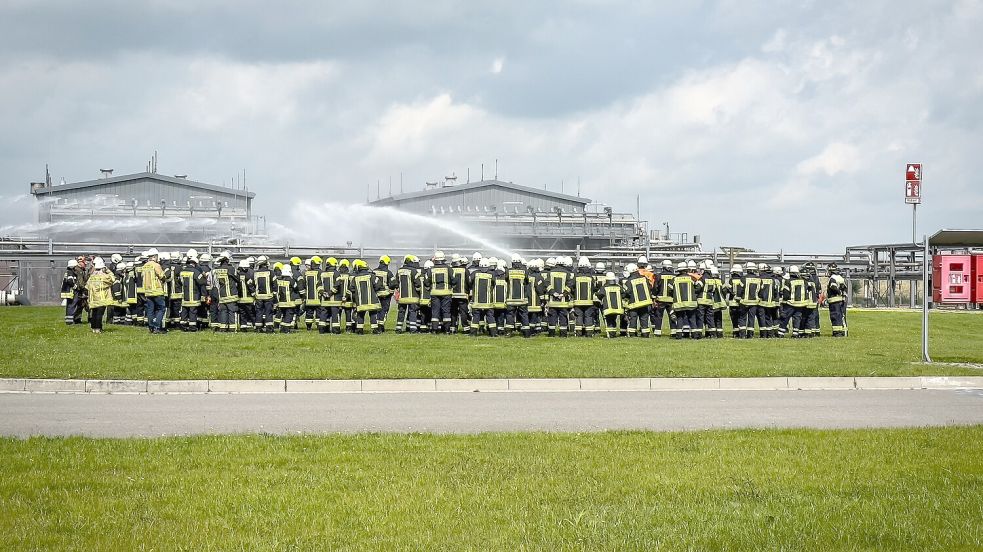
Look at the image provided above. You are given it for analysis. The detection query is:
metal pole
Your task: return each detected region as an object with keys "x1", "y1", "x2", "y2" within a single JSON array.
[{"x1": 922, "y1": 234, "x2": 931, "y2": 363}]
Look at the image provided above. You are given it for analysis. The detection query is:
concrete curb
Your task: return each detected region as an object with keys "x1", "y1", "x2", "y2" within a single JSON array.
[{"x1": 1, "y1": 376, "x2": 982, "y2": 394}]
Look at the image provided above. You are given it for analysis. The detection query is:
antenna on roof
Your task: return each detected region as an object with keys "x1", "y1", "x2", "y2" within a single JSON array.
[
  {"x1": 389, "y1": 175, "x2": 392, "y2": 197},
  {"x1": 45, "y1": 164, "x2": 51, "y2": 187},
  {"x1": 495, "y1": 158, "x2": 498, "y2": 180},
  {"x1": 481, "y1": 163, "x2": 484, "y2": 181},
  {"x1": 100, "y1": 168, "x2": 114, "y2": 179},
  {"x1": 577, "y1": 176, "x2": 580, "y2": 197}
]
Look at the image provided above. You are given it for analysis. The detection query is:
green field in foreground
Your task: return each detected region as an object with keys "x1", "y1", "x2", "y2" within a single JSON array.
[
  {"x1": 1, "y1": 427, "x2": 980, "y2": 550},
  {"x1": 1, "y1": 306, "x2": 980, "y2": 380}
]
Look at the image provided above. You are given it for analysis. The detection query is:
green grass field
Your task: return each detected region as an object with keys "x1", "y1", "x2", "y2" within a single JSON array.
[
  {"x1": 1, "y1": 427, "x2": 980, "y2": 550},
  {"x1": 1, "y1": 306, "x2": 980, "y2": 380}
]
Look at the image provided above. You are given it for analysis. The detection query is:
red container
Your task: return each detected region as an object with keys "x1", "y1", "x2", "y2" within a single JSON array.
[
  {"x1": 972, "y1": 255, "x2": 983, "y2": 304},
  {"x1": 933, "y1": 255, "x2": 972, "y2": 303}
]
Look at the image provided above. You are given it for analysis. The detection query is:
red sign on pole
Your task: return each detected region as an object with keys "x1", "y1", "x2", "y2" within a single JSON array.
[{"x1": 905, "y1": 163, "x2": 922, "y2": 204}]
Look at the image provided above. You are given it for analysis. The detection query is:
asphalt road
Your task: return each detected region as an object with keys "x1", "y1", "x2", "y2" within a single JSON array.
[{"x1": 2, "y1": 389, "x2": 982, "y2": 437}]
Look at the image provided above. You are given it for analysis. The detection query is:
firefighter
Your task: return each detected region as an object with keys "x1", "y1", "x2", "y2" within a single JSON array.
[
  {"x1": 672, "y1": 261, "x2": 698, "y2": 339},
  {"x1": 425, "y1": 251, "x2": 457, "y2": 334},
  {"x1": 123, "y1": 262, "x2": 138, "y2": 325},
  {"x1": 84, "y1": 257, "x2": 116, "y2": 334},
  {"x1": 418, "y1": 260, "x2": 433, "y2": 332},
  {"x1": 349, "y1": 259, "x2": 384, "y2": 334},
  {"x1": 526, "y1": 259, "x2": 546, "y2": 335},
  {"x1": 776, "y1": 266, "x2": 794, "y2": 338},
  {"x1": 60, "y1": 260, "x2": 82, "y2": 325},
  {"x1": 395, "y1": 255, "x2": 421, "y2": 333},
  {"x1": 302, "y1": 257, "x2": 322, "y2": 331},
  {"x1": 506, "y1": 255, "x2": 531, "y2": 337},
  {"x1": 743, "y1": 262, "x2": 762, "y2": 338},
  {"x1": 596, "y1": 272, "x2": 624, "y2": 338},
  {"x1": 725, "y1": 264, "x2": 746, "y2": 338},
  {"x1": 491, "y1": 258, "x2": 509, "y2": 333},
  {"x1": 687, "y1": 260, "x2": 705, "y2": 338},
  {"x1": 709, "y1": 265, "x2": 727, "y2": 338},
  {"x1": 133, "y1": 254, "x2": 147, "y2": 326},
  {"x1": 276, "y1": 265, "x2": 299, "y2": 333},
  {"x1": 253, "y1": 256, "x2": 275, "y2": 333},
  {"x1": 758, "y1": 263, "x2": 778, "y2": 338},
  {"x1": 622, "y1": 262, "x2": 653, "y2": 337},
  {"x1": 272, "y1": 261, "x2": 284, "y2": 330},
  {"x1": 468, "y1": 252, "x2": 482, "y2": 278},
  {"x1": 469, "y1": 257, "x2": 496, "y2": 336},
  {"x1": 163, "y1": 253, "x2": 183, "y2": 329},
  {"x1": 571, "y1": 256, "x2": 596, "y2": 337},
  {"x1": 110, "y1": 259, "x2": 126, "y2": 324},
  {"x1": 179, "y1": 251, "x2": 207, "y2": 331},
  {"x1": 140, "y1": 248, "x2": 168, "y2": 334},
  {"x1": 545, "y1": 257, "x2": 573, "y2": 337},
  {"x1": 803, "y1": 262, "x2": 821, "y2": 337},
  {"x1": 785, "y1": 265, "x2": 810, "y2": 338},
  {"x1": 653, "y1": 259, "x2": 675, "y2": 337},
  {"x1": 374, "y1": 255, "x2": 397, "y2": 331},
  {"x1": 195, "y1": 253, "x2": 213, "y2": 330},
  {"x1": 450, "y1": 255, "x2": 470, "y2": 334},
  {"x1": 826, "y1": 263, "x2": 848, "y2": 337},
  {"x1": 237, "y1": 259, "x2": 256, "y2": 331},
  {"x1": 316, "y1": 257, "x2": 337, "y2": 334},
  {"x1": 210, "y1": 252, "x2": 240, "y2": 332},
  {"x1": 591, "y1": 262, "x2": 606, "y2": 335},
  {"x1": 696, "y1": 260, "x2": 716, "y2": 338}
]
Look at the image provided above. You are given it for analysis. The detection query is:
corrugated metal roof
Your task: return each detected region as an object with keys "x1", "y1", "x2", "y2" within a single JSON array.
[
  {"x1": 369, "y1": 179, "x2": 589, "y2": 205},
  {"x1": 929, "y1": 229, "x2": 983, "y2": 247},
  {"x1": 32, "y1": 172, "x2": 257, "y2": 199}
]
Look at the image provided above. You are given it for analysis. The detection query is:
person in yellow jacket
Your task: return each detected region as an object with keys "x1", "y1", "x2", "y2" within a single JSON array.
[
  {"x1": 140, "y1": 248, "x2": 168, "y2": 334},
  {"x1": 85, "y1": 257, "x2": 117, "y2": 334}
]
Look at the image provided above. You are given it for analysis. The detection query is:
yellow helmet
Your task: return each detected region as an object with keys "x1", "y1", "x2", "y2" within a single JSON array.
[
  {"x1": 353, "y1": 259, "x2": 368, "y2": 269},
  {"x1": 311, "y1": 256, "x2": 323, "y2": 266},
  {"x1": 273, "y1": 262, "x2": 284, "y2": 271},
  {"x1": 339, "y1": 259, "x2": 350, "y2": 268},
  {"x1": 325, "y1": 257, "x2": 338, "y2": 267},
  {"x1": 289, "y1": 256, "x2": 302, "y2": 266},
  {"x1": 404, "y1": 254, "x2": 417, "y2": 263},
  {"x1": 379, "y1": 255, "x2": 391, "y2": 264}
]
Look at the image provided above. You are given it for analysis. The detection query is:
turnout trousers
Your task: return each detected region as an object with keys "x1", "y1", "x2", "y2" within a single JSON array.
[
  {"x1": 396, "y1": 303, "x2": 419, "y2": 333},
  {"x1": 255, "y1": 300, "x2": 274, "y2": 331},
  {"x1": 625, "y1": 307, "x2": 650, "y2": 337},
  {"x1": 603, "y1": 314, "x2": 621, "y2": 337},
  {"x1": 430, "y1": 296, "x2": 452, "y2": 332},
  {"x1": 279, "y1": 307, "x2": 296, "y2": 333},
  {"x1": 216, "y1": 301, "x2": 238, "y2": 331},
  {"x1": 353, "y1": 310, "x2": 379, "y2": 334},
  {"x1": 699, "y1": 304, "x2": 715, "y2": 337},
  {"x1": 180, "y1": 305, "x2": 199, "y2": 331},
  {"x1": 471, "y1": 309, "x2": 497, "y2": 335},
  {"x1": 829, "y1": 301, "x2": 847, "y2": 336},
  {"x1": 451, "y1": 298, "x2": 470, "y2": 332},
  {"x1": 507, "y1": 305, "x2": 530, "y2": 335},
  {"x1": 572, "y1": 306, "x2": 595, "y2": 335},
  {"x1": 546, "y1": 307, "x2": 570, "y2": 336},
  {"x1": 238, "y1": 303, "x2": 255, "y2": 331}
]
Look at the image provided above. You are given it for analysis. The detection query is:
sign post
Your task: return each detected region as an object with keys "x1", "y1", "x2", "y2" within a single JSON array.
[{"x1": 905, "y1": 163, "x2": 922, "y2": 243}]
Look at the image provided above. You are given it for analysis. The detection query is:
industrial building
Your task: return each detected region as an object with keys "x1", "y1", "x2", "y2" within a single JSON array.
[
  {"x1": 28, "y1": 169, "x2": 258, "y2": 243},
  {"x1": 368, "y1": 177, "x2": 647, "y2": 250}
]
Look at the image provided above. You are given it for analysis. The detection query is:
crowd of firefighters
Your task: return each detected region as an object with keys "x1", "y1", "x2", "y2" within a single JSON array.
[{"x1": 62, "y1": 248, "x2": 849, "y2": 338}]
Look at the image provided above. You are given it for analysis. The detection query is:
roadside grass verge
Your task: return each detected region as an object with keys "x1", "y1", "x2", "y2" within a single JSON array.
[
  {"x1": 1, "y1": 306, "x2": 980, "y2": 380},
  {"x1": 1, "y1": 427, "x2": 981, "y2": 550}
]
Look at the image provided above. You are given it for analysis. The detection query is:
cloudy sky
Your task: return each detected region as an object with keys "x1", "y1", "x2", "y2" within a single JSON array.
[{"x1": 1, "y1": 0, "x2": 981, "y2": 251}]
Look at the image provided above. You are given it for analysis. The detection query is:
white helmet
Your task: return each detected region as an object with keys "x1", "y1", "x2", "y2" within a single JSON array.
[
  {"x1": 661, "y1": 259, "x2": 673, "y2": 269},
  {"x1": 281, "y1": 265, "x2": 293, "y2": 277},
  {"x1": 186, "y1": 248, "x2": 198, "y2": 258},
  {"x1": 546, "y1": 257, "x2": 556, "y2": 267},
  {"x1": 146, "y1": 247, "x2": 159, "y2": 257},
  {"x1": 676, "y1": 261, "x2": 687, "y2": 271},
  {"x1": 433, "y1": 250, "x2": 445, "y2": 261},
  {"x1": 496, "y1": 259, "x2": 506, "y2": 270},
  {"x1": 125, "y1": 261, "x2": 134, "y2": 269},
  {"x1": 731, "y1": 264, "x2": 744, "y2": 273},
  {"x1": 93, "y1": 258, "x2": 105, "y2": 270},
  {"x1": 159, "y1": 252, "x2": 170, "y2": 261},
  {"x1": 698, "y1": 260, "x2": 708, "y2": 270},
  {"x1": 638, "y1": 256, "x2": 648, "y2": 265},
  {"x1": 238, "y1": 259, "x2": 251, "y2": 268},
  {"x1": 200, "y1": 253, "x2": 212, "y2": 262},
  {"x1": 472, "y1": 252, "x2": 482, "y2": 261},
  {"x1": 789, "y1": 265, "x2": 800, "y2": 275},
  {"x1": 257, "y1": 255, "x2": 269, "y2": 264},
  {"x1": 424, "y1": 260, "x2": 434, "y2": 269},
  {"x1": 626, "y1": 263, "x2": 638, "y2": 273},
  {"x1": 488, "y1": 257, "x2": 498, "y2": 267},
  {"x1": 687, "y1": 260, "x2": 697, "y2": 270},
  {"x1": 451, "y1": 253, "x2": 461, "y2": 263},
  {"x1": 67, "y1": 259, "x2": 78, "y2": 268},
  {"x1": 111, "y1": 253, "x2": 122, "y2": 263},
  {"x1": 773, "y1": 266, "x2": 784, "y2": 275},
  {"x1": 564, "y1": 256, "x2": 574, "y2": 267},
  {"x1": 479, "y1": 258, "x2": 490, "y2": 268},
  {"x1": 92, "y1": 256, "x2": 104, "y2": 267},
  {"x1": 511, "y1": 253, "x2": 522, "y2": 263},
  {"x1": 221, "y1": 250, "x2": 232, "y2": 259},
  {"x1": 595, "y1": 262, "x2": 605, "y2": 271},
  {"x1": 746, "y1": 262, "x2": 757, "y2": 271},
  {"x1": 578, "y1": 257, "x2": 590, "y2": 268},
  {"x1": 533, "y1": 259, "x2": 544, "y2": 269},
  {"x1": 605, "y1": 271, "x2": 616, "y2": 281},
  {"x1": 710, "y1": 267, "x2": 719, "y2": 276}
]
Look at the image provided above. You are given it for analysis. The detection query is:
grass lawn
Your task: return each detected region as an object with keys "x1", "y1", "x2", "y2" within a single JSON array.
[
  {"x1": 1, "y1": 306, "x2": 980, "y2": 380},
  {"x1": 1, "y1": 427, "x2": 981, "y2": 550}
]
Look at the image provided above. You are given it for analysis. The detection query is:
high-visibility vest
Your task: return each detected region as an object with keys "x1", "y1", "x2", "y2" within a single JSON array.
[
  {"x1": 742, "y1": 275, "x2": 760, "y2": 306},
  {"x1": 788, "y1": 278, "x2": 808, "y2": 307},
  {"x1": 211, "y1": 266, "x2": 237, "y2": 304},
  {"x1": 451, "y1": 267, "x2": 468, "y2": 299},
  {"x1": 86, "y1": 271, "x2": 116, "y2": 308},
  {"x1": 600, "y1": 284, "x2": 624, "y2": 316},
  {"x1": 493, "y1": 273, "x2": 508, "y2": 309},
  {"x1": 547, "y1": 270, "x2": 571, "y2": 308},
  {"x1": 573, "y1": 273, "x2": 595, "y2": 307},
  {"x1": 353, "y1": 272, "x2": 381, "y2": 312},
  {"x1": 141, "y1": 262, "x2": 166, "y2": 297},
  {"x1": 624, "y1": 274, "x2": 653, "y2": 310},
  {"x1": 374, "y1": 268, "x2": 394, "y2": 297},
  {"x1": 255, "y1": 269, "x2": 274, "y2": 301},
  {"x1": 507, "y1": 268, "x2": 528, "y2": 306},
  {"x1": 429, "y1": 265, "x2": 452, "y2": 296},
  {"x1": 397, "y1": 267, "x2": 419, "y2": 304},
  {"x1": 827, "y1": 274, "x2": 846, "y2": 303},
  {"x1": 672, "y1": 275, "x2": 697, "y2": 310},
  {"x1": 303, "y1": 269, "x2": 321, "y2": 306},
  {"x1": 697, "y1": 274, "x2": 714, "y2": 306},
  {"x1": 656, "y1": 272, "x2": 675, "y2": 303},
  {"x1": 472, "y1": 272, "x2": 494, "y2": 309}
]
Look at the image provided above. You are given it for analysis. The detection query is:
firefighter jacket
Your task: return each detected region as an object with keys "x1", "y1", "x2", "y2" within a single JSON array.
[
  {"x1": 140, "y1": 260, "x2": 166, "y2": 297},
  {"x1": 451, "y1": 265, "x2": 469, "y2": 300},
  {"x1": 506, "y1": 266, "x2": 529, "y2": 306},
  {"x1": 758, "y1": 275, "x2": 777, "y2": 308},
  {"x1": 597, "y1": 282, "x2": 625, "y2": 316},
  {"x1": 166, "y1": 262, "x2": 183, "y2": 301},
  {"x1": 672, "y1": 273, "x2": 698, "y2": 311},
  {"x1": 331, "y1": 269, "x2": 352, "y2": 307},
  {"x1": 572, "y1": 268, "x2": 597, "y2": 307},
  {"x1": 85, "y1": 269, "x2": 117, "y2": 309},
  {"x1": 396, "y1": 264, "x2": 421, "y2": 305},
  {"x1": 374, "y1": 264, "x2": 397, "y2": 298},
  {"x1": 784, "y1": 276, "x2": 809, "y2": 308},
  {"x1": 211, "y1": 262, "x2": 240, "y2": 304},
  {"x1": 292, "y1": 270, "x2": 307, "y2": 306},
  {"x1": 350, "y1": 268, "x2": 383, "y2": 312},
  {"x1": 254, "y1": 268, "x2": 275, "y2": 301},
  {"x1": 237, "y1": 269, "x2": 256, "y2": 304},
  {"x1": 827, "y1": 274, "x2": 846, "y2": 303},
  {"x1": 493, "y1": 269, "x2": 508, "y2": 309},
  {"x1": 276, "y1": 275, "x2": 300, "y2": 308},
  {"x1": 470, "y1": 268, "x2": 495, "y2": 309},
  {"x1": 545, "y1": 267, "x2": 573, "y2": 308},
  {"x1": 179, "y1": 263, "x2": 207, "y2": 307},
  {"x1": 654, "y1": 269, "x2": 675, "y2": 304},
  {"x1": 425, "y1": 261, "x2": 457, "y2": 297},
  {"x1": 623, "y1": 270, "x2": 653, "y2": 310},
  {"x1": 726, "y1": 275, "x2": 745, "y2": 307},
  {"x1": 526, "y1": 269, "x2": 545, "y2": 313},
  {"x1": 303, "y1": 267, "x2": 322, "y2": 306},
  {"x1": 60, "y1": 269, "x2": 79, "y2": 299},
  {"x1": 742, "y1": 271, "x2": 761, "y2": 306}
]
